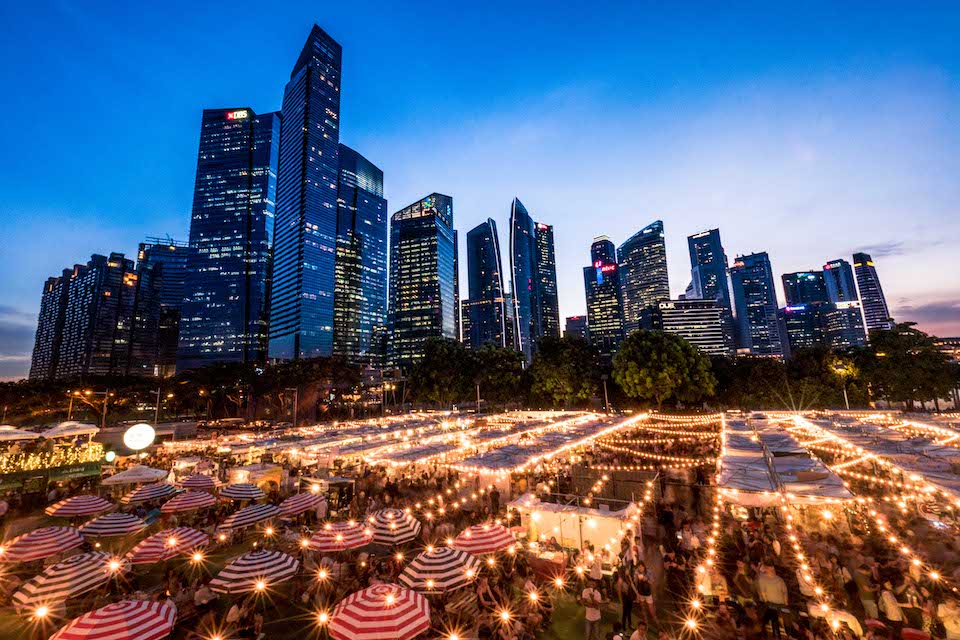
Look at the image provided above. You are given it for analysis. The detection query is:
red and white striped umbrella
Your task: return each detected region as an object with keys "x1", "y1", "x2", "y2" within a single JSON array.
[
  {"x1": 0, "y1": 526, "x2": 84, "y2": 563},
  {"x1": 217, "y1": 503, "x2": 280, "y2": 532},
  {"x1": 329, "y1": 583, "x2": 430, "y2": 640},
  {"x1": 309, "y1": 521, "x2": 374, "y2": 553},
  {"x1": 13, "y1": 552, "x2": 125, "y2": 612},
  {"x1": 369, "y1": 508, "x2": 421, "y2": 545},
  {"x1": 120, "y1": 483, "x2": 177, "y2": 505},
  {"x1": 79, "y1": 513, "x2": 146, "y2": 538},
  {"x1": 50, "y1": 600, "x2": 176, "y2": 640},
  {"x1": 45, "y1": 495, "x2": 112, "y2": 518},
  {"x1": 160, "y1": 490, "x2": 216, "y2": 513},
  {"x1": 124, "y1": 527, "x2": 209, "y2": 565},
  {"x1": 278, "y1": 492, "x2": 325, "y2": 517},
  {"x1": 452, "y1": 523, "x2": 516, "y2": 555},
  {"x1": 219, "y1": 483, "x2": 265, "y2": 502},
  {"x1": 209, "y1": 550, "x2": 299, "y2": 594},
  {"x1": 176, "y1": 474, "x2": 221, "y2": 491},
  {"x1": 398, "y1": 547, "x2": 480, "y2": 593}
]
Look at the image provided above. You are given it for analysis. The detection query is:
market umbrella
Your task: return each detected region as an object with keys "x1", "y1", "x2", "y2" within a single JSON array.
[
  {"x1": 452, "y1": 523, "x2": 516, "y2": 555},
  {"x1": 278, "y1": 492, "x2": 325, "y2": 517},
  {"x1": 309, "y1": 521, "x2": 374, "y2": 553},
  {"x1": 0, "y1": 425, "x2": 40, "y2": 441},
  {"x1": 329, "y1": 583, "x2": 430, "y2": 640},
  {"x1": 120, "y1": 483, "x2": 177, "y2": 505},
  {"x1": 45, "y1": 495, "x2": 113, "y2": 519},
  {"x1": 50, "y1": 600, "x2": 177, "y2": 640},
  {"x1": 369, "y1": 508, "x2": 421, "y2": 545},
  {"x1": 102, "y1": 466, "x2": 168, "y2": 486},
  {"x1": 79, "y1": 513, "x2": 146, "y2": 538},
  {"x1": 398, "y1": 547, "x2": 480, "y2": 593},
  {"x1": 219, "y1": 483, "x2": 265, "y2": 502},
  {"x1": 208, "y1": 550, "x2": 299, "y2": 595},
  {"x1": 217, "y1": 503, "x2": 281, "y2": 532},
  {"x1": 124, "y1": 527, "x2": 209, "y2": 565},
  {"x1": 43, "y1": 422, "x2": 99, "y2": 439},
  {"x1": 12, "y1": 552, "x2": 125, "y2": 613},
  {"x1": 0, "y1": 526, "x2": 84, "y2": 563},
  {"x1": 177, "y1": 474, "x2": 221, "y2": 491},
  {"x1": 160, "y1": 490, "x2": 216, "y2": 513}
]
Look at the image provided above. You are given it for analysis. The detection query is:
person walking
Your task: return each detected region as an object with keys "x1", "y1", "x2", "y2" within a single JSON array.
[{"x1": 580, "y1": 579, "x2": 603, "y2": 640}]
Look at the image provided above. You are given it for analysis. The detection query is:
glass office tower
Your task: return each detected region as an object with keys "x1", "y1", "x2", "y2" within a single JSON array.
[
  {"x1": 729, "y1": 252, "x2": 783, "y2": 356},
  {"x1": 509, "y1": 198, "x2": 542, "y2": 361},
  {"x1": 823, "y1": 301, "x2": 868, "y2": 350},
  {"x1": 535, "y1": 222, "x2": 561, "y2": 339},
  {"x1": 387, "y1": 194, "x2": 458, "y2": 369},
  {"x1": 333, "y1": 144, "x2": 388, "y2": 366},
  {"x1": 654, "y1": 299, "x2": 728, "y2": 356},
  {"x1": 583, "y1": 236, "x2": 625, "y2": 358},
  {"x1": 852, "y1": 252, "x2": 894, "y2": 332},
  {"x1": 131, "y1": 238, "x2": 191, "y2": 377},
  {"x1": 823, "y1": 259, "x2": 859, "y2": 303},
  {"x1": 29, "y1": 269, "x2": 71, "y2": 380},
  {"x1": 463, "y1": 219, "x2": 511, "y2": 350},
  {"x1": 687, "y1": 228, "x2": 734, "y2": 351},
  {"x1": 618, "y1": 220, "x2": 670, "y2": 334},
  {"x1": 564, "y1": 315, "x2": 589, "y2": 341},
  {"x1": 177, "y1": 108, "x2": 279, "y2": 372},
  {"x1": 269, "y1": 25, "x2": 343, "y2": 361},
  {"x1": 782, "y1": 271, "x2": 828, "y2": 306}
]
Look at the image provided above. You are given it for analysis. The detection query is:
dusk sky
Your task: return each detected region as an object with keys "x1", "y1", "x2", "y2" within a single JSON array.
[{"x1": 1, "y1": 1, "x2": 959, "y2": 379}]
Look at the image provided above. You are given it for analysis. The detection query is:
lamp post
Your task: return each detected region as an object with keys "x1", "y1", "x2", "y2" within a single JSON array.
[
  {"x1": 832, "y1": 361, "x2": 851, "y2": 411},
  {"x1": 286, "y1": 387, "x2": 299, "y2": 429},
  {"x1": 601, "y1": 375, "x2": 610, "y2": 414}
]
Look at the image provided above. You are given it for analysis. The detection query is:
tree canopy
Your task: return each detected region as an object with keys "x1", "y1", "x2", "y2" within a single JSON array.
[
  {"x1": 528, "y1": 336, "x2": 601, "y2": 408},
  {"x1": 612, "y1": 330, "x2": 715, "y2": 409}
]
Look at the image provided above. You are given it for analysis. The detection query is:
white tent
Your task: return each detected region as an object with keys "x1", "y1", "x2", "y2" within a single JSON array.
[
  {"x1": 43, "y1": 421, "x2": 100, "y2": 439},
  {"x1": 508, "y1": 493, "x2": 639, "y2": 555},
  {"x1": 101, "y1": 465, "x2": 169, "y2": 485},
  {"x1": 0, "y1": 426, "x2": 40, "y2": 442}
]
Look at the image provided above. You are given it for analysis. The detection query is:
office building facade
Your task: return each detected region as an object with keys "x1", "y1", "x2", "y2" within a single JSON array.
[
  {"x1": 131, "y1": 238, "x2": 191, "y2": 377},
  {"x1": 29, "y1": 270, "x2": 71, "y2": 380},
  {"x1": 618, "y1": 220, "x2": 670, "y2": 334},
  {"x1": 535, "y1": 222, "x2": 561, "y2": 340},
  {"x1": 822, "y1": 301, "x2": 868, "y2": 350},
  {"x1": 178, "y1": 108, "x2": 279, "y2": 372},
  {"x1": 687, "y1": 228, "x2": 734, "y2": 350},
  {"x1": 509, "y1": 198, "x2": 542, "y2": 361},
  {"x1": 655, "y1": 299, "x2": 728, "y2": 356},
  {"x1": 779, "y1": 304, "x2": 824, "y2": 357},
  {"x1": 852, "y1": 252, "x2": 893, "y2": 332},
  {"x1": 729, "y1": 252, "x2": 783, "y2": 356},
  {"x1": 463, "y1": 219, "x2": 511, "y2": 350},
  {"x1": 564, "y1": 315, "x2": 589, "y2": 342},
  {"x1": 823, "y1": 259, "x2": 859, "y2": 303},
  {"x1": 583, "y1": 237, "x2": 625, "y2": 358},
  {"x1": 782, "y1": 271, "x2": 828, "y2": 306}
]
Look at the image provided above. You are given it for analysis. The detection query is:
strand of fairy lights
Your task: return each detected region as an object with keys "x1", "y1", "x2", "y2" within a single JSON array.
[
  {"x1": 684, "y1": 490, "x2": 724, "y2": 633},
  {"x1": 595, "y1": 440, "x2": 717, "y2": 465}
]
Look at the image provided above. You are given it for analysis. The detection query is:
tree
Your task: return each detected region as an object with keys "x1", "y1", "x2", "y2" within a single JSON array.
[
  {"x1": 470, "y1": 346, "x2": 525, "y2": 409},
  {"x1": 407, "y1": 338, "x2": 472, "y2": 408},
  {"x1": 529, "y1": 336, "x2": 600, "y2": 408},
  {"x1": 612, "y1": 330, "x2": 715, "y2": 409},
  {"x1": 856, "y1": 323, "x2": 954, "y2": 409}
]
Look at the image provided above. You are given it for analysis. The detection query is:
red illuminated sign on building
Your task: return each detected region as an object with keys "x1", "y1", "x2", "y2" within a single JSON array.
[{"x1": 225, "y1": 110, "x2": 249, "y2": 121}]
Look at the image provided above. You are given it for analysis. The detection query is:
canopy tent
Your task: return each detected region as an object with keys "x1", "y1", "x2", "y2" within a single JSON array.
[
  {"x1": 43, "y1": 422, "x2": 100, "y2": 439},
  {"x1": 0, "y1": 425, "x2": 40, "y2": 441},
  {"x1": 508, "y1": 494, "x2": 640, "y2": 555},
  {"x1": 102, "y1": 466, "x2": 168, "y2": 486}
]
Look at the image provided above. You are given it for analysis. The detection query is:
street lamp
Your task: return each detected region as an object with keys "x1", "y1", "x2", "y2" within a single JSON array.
[{"x1": 832, "y1": 360, "x2": 852, "y2": 411}]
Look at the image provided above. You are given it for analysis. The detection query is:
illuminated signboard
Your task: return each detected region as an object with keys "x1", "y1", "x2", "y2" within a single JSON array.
[
  {"x1": 225, "y1": 110, "x2": 249, "y2": 121},
  {"x1": 784, "y1": 305, "x2": 808, "y2": 312},
  {"x1": 123, "y1": 423, "x2": 156, "y2": 451}
]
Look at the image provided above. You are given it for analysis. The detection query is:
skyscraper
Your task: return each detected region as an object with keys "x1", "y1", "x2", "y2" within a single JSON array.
[
  {"x1": 535, "y1": 222, "x2": 561, "y2": 340},
  {"x1": 463, "y1": 219, "x2": 511, "y2": 350},
  {"x1": 823, "y1": 259, "x2": 859, "y2": 303},
  {"x1": 564, "y1": 316, "x2": 589, "y2": 341},
  {"x1": 29, "y1": 270, "x2": 70, "y2": 380},
  {"x1": 177, "y1": 108, "x2": 279, "y2": 372},
  {"x1": 729, "y1": 252, "x2": 783, "y2": 356},
  {"x1": 852, "y1": 252, "x2": 894, "y2": 332},
  {"x1": 387, "y1": 194, "x2": 458, "y2": 369},
  {"x1": 782, "y1": 271, "x2": 828, "y2": 306},
  {"x1": 509, "y1": 198, "x2": 542, "y2": 361},
  {"x1": 333, "y1": 144, "x2": 388, "y2": 366},
  {"x1": 583, "y1": 237, "x2": 625, "y2": 358},
  {"x1": 822, "y1": 301, "x2": 868, "y2": 350},
  {"x1": 269, "y1": 25, "x2": 342, "y2": 361},
  {"x1": 618, "y1": 220, "x2": 669, "y2": 334},
  {"x1": 687, "y1": 228, "x2": 734, "y2": 350},
  {"x1": 654, "y1": 299, "x2": 728, "y2": 356},
  {"x1": 779, "y1": 304, "x2": 823, "y2": 357},
  {"x1": 131, "y1": 238, "x2": 191, "y2": 377}
]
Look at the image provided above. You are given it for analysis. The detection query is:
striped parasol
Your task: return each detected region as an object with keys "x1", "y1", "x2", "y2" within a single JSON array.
[
  {"x1": 452, "y1": 523, "x2": 516, "y2": 555},
  {"x1": 120, "y1": 483, "x2": 177, "y2": 505},
  {"x1": 329, "y1": 583, "x2": 430, "y2": 640},
  {"x1": 309, "y1": 521, "x2": 374, "y2": 553},
  {"x1": 278, "y1": 492, "x2": 325, "y2": 517},
  {"x1": 79, "y1": 513, "x2": 146, "y2": 538},
  {"x1": 45, "y1": 495, "x2": 112, "y2": 518},
  {"x1": 12, "y1": 552, "x2": 125, "y2": 613},
  {"x1": 124, "y1": 527, "x2": 209, "y2": 565},
  {"x1": 176, "y1": 474, "x2": 221, "y2": 491},
  {"x1": 209, "y1": 550, "x2": 299, "y2": 594},
  {"x1": 217, "y1": 503, "x2": 280, "y2": 532},
  {"x1": 219, "y1": 483, "x2": 265, "y2": 502},
  {"x1": 160, "y1": 490, "x2": 216, "y2": 513},
  {"x1": 0, "y1": 526, "x2": 84, "y2": 563},
  {"x1": 50, "y1": 600, "x2": 176, "y2": 640},
  {"x1": 398, "y1": 547, "x2": 480, "y2": 593},
  {"x1": 369, "y1": 508, "x2": 421, "y2": 545}
]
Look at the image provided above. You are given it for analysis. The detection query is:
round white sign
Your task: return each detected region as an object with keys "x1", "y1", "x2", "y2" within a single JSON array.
[{"x1": 123, "y1": 423, "x2": 156, "y2": 451}]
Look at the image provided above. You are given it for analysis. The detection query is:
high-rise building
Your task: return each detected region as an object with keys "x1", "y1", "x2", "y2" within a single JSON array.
[
  {"x1": 509, "y1": 198, "x2": 542, "y2": 361},
  {"x1": 463, "y1": 219, "x2": 511, "y2": 350},
  {"x1": 387, "y1": 194, "x2": 458, "y2": 369},
  {"x1": 782, "y1": 271, "x2": 828, "y2": 306},
  {"x1": 535, "y1": 222, "x2": 560, "y2": 340},
  {"x1": 654, "y1": 299, "x2": 728, "y2": 356},
  {"x1": 618, "y1": 221, "x2": 669, "y2": 334},
  {"x1": 729, "y1": 252, "x2": 783, "y2": 356},
  {"x1": 852, "y1": 252, "x2": 894, "y2": 332},
  {"x1": 130, "y1": 238, "x2": 191, "y2": 377},
  {"x1": 823, "y1": 259, "x2": 859, "y2": 303},
  {"x1": 177, "y1": 108, "x2": 279, "y2": 372},
  {"x1": 564, "y1": 316, "x2": 589, "y2": 341},
  {"x1": 333, "y1": 144, "x2": 388, "y2": 366},
  {"x1": 583, "y1": 237, "x2": 625, "y2": 358},
  {"x1": 822, "y1": 301, "x2": 868, "y2": 350},
  {"x1": 687, "y1": 229, "x2": 734, "y2": 350},
  {"x1": 269, "y1": 25, "x2": 343, "y2": 361},
  {"x1": 779, "y1": 304, "x2": 824, "y2": 357},
  {"x1": 29, "y1": 270, "x2": 71, "y2": 380}
]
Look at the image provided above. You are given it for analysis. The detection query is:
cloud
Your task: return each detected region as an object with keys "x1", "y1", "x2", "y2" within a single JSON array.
[
  {"x1": 852, "y1": 241, "x2": 907, "y2": 258},
  {"x1": 0, "y1": 314, "x2": 35, "y2": 381},
  {"x1": 892, "y1": 299, "x2": 960, "y2": 338}
]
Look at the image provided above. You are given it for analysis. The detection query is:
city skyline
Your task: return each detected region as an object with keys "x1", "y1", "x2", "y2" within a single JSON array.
[{"x1": 3, "y1": 3, "x2": 960, "y2": 379}]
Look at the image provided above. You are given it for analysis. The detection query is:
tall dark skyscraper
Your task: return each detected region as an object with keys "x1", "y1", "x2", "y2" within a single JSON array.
[
  {"x1": 852, "y1": 252, "x2": 894, "y2": 332},
  {"x1": 782, "y1": 271, "x2": 828, "y2": 306},
  {"x1": 131, "y1": 238, "x2": 191, "y2": 377},
  {"x1": 823, "y1": 259, "x2": 859, "y2": 303},
  {"x1": 509, "y1": 198, "x2": 542, "y2": 361},
  {"x1": 29, "y1": 270, "x2": 71, "y2": 380},
  {"x1": 463, "y1": 219, "x2": 511, "y2": 350},
  {"x1": 729, "y1": 252, "x2": 783, "y2": 356},
  {"x1": 333, "y1": 144, "x2": 388, "y2": 366},
  {"x1": 779, "y1": 304, "x2": 823, "y2": 358},
  {"x1": 583, "y1": 236, "x2": 625, "y2": 358},
  {"x1": 564, "y1": 315, "x2": 589, "y2": 341},
  {"x1": 535, "y1": 222, "x2": 561, "y2": 340},
  {"x1": 269, "y1": 25, "x2": 343, "y2": 361},
  {"x1": 618, "y1": 221, "x2": 670, "y2": 334},
  {"x1": 687, "y1": 228, "x2": 734, "y2": 351},
  {"x1": 178, "y1": 108, "x2": 279, "y2": 372},
  {"x1": 387, "y1": 194, "x2": 458, "y2": 369},
  {"x1": 822, "y1": 301, "x2": 868, "y2": 350}
]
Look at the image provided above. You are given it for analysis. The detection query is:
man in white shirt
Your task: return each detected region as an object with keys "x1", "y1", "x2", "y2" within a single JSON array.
[
  {"x1": 580, "y1": 580, "x2": 603, "y2": 640},
  {"x1": 938, "y1": 598, "x2": 960, "y2": 640},
  {"x1": 629, "y1": 620, "x2": 648, "y2": 640}
]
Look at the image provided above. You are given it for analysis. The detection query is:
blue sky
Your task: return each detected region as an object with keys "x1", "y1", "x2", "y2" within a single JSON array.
[{"x1": 1, "y1": 1, "x2": 959, "y2": 379}]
